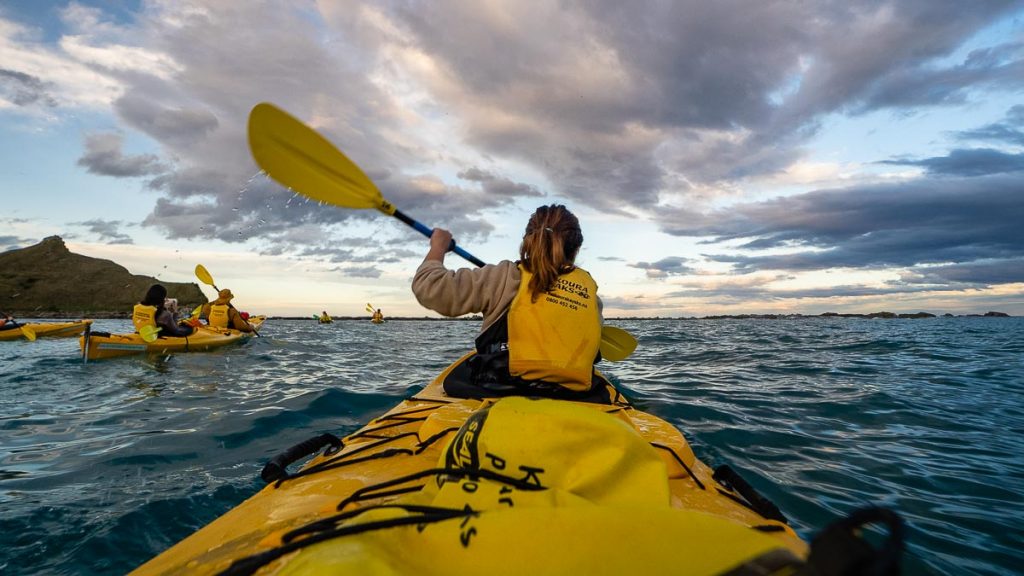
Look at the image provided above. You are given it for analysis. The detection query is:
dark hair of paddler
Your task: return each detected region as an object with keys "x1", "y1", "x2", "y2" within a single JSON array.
[
  {"x1": 518, "y1": 204, "x2": 583, "y2": 302},
  {"x1": 141, "y1": 284, "x2": 168, "y2": 308}
]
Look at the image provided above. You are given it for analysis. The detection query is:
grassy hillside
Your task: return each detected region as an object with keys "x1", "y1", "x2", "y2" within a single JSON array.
[{"x1": 0, "y1": 236, "x2": 205, "y2": 317}]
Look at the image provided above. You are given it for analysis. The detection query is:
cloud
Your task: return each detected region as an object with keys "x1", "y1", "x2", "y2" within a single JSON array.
[
  {"x1": 879, "y1": 148, "x2": 1024, "y2": 177},
  {"x1": 662, "y1": 175, "x2": 1023, "y2": 274},
  {"x1": 457, "y1": 167, "x2": 543, "y2": 199},
  {"x1": 329, "y1": 265, "x2": 383, "y2": 279},
  {"x1": 71, "y1": 218, "x2": 135, "y2": 244},
  {"x1": 380, "y1": 0, "x2": 1024, "y2": 207},
  {"x1": 77, "y1": 132, "x2": 167, "y2": 177},
  {"x1": 0, "y1": 235, "x2": 31, "y2": 251},
  {"x1": 6, "y1": 1, "x2": 1024, "y2": 287},
  {"x1": 903, "y1": 258, "x2": 1024, "y2": 286},
  {"x1": 954, "y1": 104, "x2": 1024, "y2": 146},
  {"x1": 0, "y1": 68, "x2": 58, "y2": 107},
  {"x1": 115, "y1": 94, "x2": 219, "y2": 146},
  {"x1": 629, "y1": 256, "x2": 697, "y2": 278}
]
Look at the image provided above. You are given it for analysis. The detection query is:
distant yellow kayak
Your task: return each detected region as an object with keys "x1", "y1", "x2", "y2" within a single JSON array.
[
  {"x1": 79, "y1": 316, "x2": 265, "y2": 360},
  {"x1": 0, "y1": 320, "x2": 92, "y2": 341}
]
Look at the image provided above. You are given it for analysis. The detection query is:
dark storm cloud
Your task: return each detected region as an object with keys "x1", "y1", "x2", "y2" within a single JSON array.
[
  {"x1": 954, "y1": 105, "x2": 1024, "y2": 146},
  {"x1": 77, "y1": 132, "x2": 167, "y2": 177},
  {"x1": 387, "y1": 1, "x2": 1023, "y2": 208},
  {"x1": 331, "y1": 265, "x2": 383, "y2": 279},
  {"x1": 53, "y1": 2, "x2": 1024, "y2": 277},
  {"x1": 880, "y1": 148, "x2": 1024, "y2": 176},
  {"x1": 0, "y1": 235, "x2": 30, "y2": 251},
  {"x1": 849, "y1": 39, "x2": 1024, "y2": 112},
  {"x1": 903, "y1": 258, "x2": 1024, "y2": 285},
  {"x1": 0, "y1": 68, "x2": 57, "y2": 107},
  {"x1": 629, "y1": 256, "x2": 697, "y2": 278},
  {"x1": 115, "y1": 94, "x2": 219, "y2": 146},
  {"x1": 663, "y1": 175, "x2": 1023, "y2": 273},
  {"x1": 71, "y1": 219, "x2": 135, "y2": 245},
  {"x1": 457, "y1": 168, "x2": 543, "y2": 199}
]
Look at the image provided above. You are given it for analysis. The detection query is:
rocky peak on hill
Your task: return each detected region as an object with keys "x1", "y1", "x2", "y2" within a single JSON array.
[{"x1": 0, "y1": 236, "x2": 205, "y2": 317}]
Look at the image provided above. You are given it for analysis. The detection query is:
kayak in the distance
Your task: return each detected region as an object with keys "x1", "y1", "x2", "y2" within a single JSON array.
[
  {"x1": 0, "y1": 319, "x2": 93, "y2": 341},
  {"x1": 79, "y1": 316, "x2": 266, "y2": 360},
  {"x1": 131, "y1": 351, "x2": 902, "y2": 575}
]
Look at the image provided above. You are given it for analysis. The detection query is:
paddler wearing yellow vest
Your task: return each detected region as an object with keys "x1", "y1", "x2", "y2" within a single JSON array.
[
  {"x1": 199, "y1": 288, "x2": 254, "y2": 332},
  {"x1": 412, "y1": 204, "x2": 601, "y2": 394}
]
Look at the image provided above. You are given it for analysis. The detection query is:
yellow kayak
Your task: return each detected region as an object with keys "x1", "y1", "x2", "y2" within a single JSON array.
[
  {"x1": 79, "y1": 316, "x2": 265, "y2": 360},
  {"x1": 133, "y1": 352, "x2": 851, "y2": 576},
  {"x1": 0, "y1": 319, "x2": 93, "y2": 341}
]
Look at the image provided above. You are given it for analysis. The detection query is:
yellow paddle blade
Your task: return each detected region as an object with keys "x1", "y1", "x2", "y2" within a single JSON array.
[
  {"x1": 600, "y1": 326, "x2": 637, "y2": 362},
  {"x1": 195, "y1": 264, "x2": 215, "y2": 287},
  {"x1": 366, "y1": 303, "x2": 375, "y2": 313},
  {"x1": 21, "y1": 325, "x2": 36, "y2": 341},
  {"x1": 248, "y1": 103, "x2": 392, "y2": 214},
  {"x1": 139, "y1": 325, "x2": 161, "y2": 343}
]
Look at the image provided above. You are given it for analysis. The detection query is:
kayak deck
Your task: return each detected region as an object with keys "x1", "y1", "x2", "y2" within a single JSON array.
[
  {"x1": 79, "y1": 316, "x2": 265, "y2": 360},
  {"x1": 133, "y1": 352, "x2": 807, "y2": 575}
]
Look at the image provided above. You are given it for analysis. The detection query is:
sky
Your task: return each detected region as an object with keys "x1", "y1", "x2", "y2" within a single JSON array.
[{"x1": 2, "y1": 0, "x2": 1023, "y2": 318}]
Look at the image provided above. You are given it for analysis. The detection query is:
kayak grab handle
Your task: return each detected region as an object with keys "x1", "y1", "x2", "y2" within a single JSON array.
[
  {"x1": 712, "y1": 464, "x2": 788, "y2": 524},
  {"x1": 261, "y1": 433, "x2": 343, "y2": 484}
]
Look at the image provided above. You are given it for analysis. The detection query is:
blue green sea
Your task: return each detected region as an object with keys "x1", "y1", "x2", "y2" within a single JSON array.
[{"x1": 2, "y1": 317, "x2": 1022, "y2": 575}]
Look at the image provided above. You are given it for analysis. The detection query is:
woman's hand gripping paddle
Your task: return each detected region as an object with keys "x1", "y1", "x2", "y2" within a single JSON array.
[{"x1": 247, "y1": 103, "x2": 635, "y2": 360}]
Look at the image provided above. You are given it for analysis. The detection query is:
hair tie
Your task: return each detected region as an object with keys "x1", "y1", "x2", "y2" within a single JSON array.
[{"x1": 544, "y1": 227, "x2": 554, "y2": 233}]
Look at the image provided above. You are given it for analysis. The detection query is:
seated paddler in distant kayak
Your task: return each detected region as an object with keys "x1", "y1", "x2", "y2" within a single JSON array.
[
  {"x1": 0, "y1": 311, "x2": 15, "y2": 330},
  {"x1": 133, "y1": 285, "x2": 195, "y2": 338},
  {"x1": 412, "y1": 204, "x2": 604, "y2": 399},
  {"x1": 199, "y1": 288, "x2": 254, "y2": 332}
]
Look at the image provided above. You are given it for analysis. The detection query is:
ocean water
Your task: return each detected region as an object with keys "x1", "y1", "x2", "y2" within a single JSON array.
[{"x1": 1, "y1": 317, "x2": 1021, "y2": 575}]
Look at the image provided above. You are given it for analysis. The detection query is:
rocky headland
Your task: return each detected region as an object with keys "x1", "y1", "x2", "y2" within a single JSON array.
[{"x1": 1, "y1": 236, "x2": 205, "y2": 318}]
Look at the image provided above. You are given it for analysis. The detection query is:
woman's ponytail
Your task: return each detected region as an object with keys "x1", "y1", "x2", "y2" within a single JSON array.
[{"x1": 519, "y1": 205, "x2": 583, "y2": 302}]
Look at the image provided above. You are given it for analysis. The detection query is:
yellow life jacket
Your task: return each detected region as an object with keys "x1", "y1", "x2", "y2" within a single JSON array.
[
  {"x1": 507, "y1": 264, "x2": 600, "y2": 391},
  {"x1": 208, "y1": 303, "x2": 230, "y2": 328},
  {"x1": 132, "y1": 304, "x2": 158, "y2": 332}
]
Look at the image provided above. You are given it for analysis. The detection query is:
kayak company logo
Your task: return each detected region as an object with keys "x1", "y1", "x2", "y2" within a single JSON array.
[
  {"x1": 554, "y1": 278, "x2": 590, "y2": 299},
  {"x1": 445, "y1": 408, "x2": 490, "y2": 472}
]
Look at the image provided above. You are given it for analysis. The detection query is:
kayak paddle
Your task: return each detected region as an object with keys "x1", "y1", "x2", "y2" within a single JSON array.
[
  {"x1": 139, "y1": 325, "x2": 161, "y2": 343},
  {"x1": 598, "y1": 326, "x2": 637, "y2": 361},
  {"x1": 247, "y1": 103, "x2": 636, "y2": 360},
  {"x1": 248, "y1": 103, "x2": 485, "y2": 267},
  {"x1": 194, "y1": 264, "x2": 260, "y2": 337},
  {"x1": 19, "y1": 324, "x2": 36, "y2": 342},
  {"x1": 195, "y1": 264, "x2": 220, "y2": 292}
]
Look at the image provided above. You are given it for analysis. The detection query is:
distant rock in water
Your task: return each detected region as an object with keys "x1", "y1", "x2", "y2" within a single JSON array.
[
  {"x1": 983, "y1": 311, "x2": 1009, "y2": 317},
  {"x1": 0, "y1": 236, "x2": 205, "y2": 317}
]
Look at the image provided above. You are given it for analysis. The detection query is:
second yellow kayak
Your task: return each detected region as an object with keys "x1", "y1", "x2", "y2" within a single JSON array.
[
  {"x1": 79, "y1": 316, "x2": 266, "y2": 360},
  {"x1": 0, "y1": 320, "x2": 93, "y2": 341}
]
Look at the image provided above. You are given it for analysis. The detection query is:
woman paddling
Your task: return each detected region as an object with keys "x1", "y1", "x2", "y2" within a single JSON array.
[{"x1": 412, "y1": 204, "x2": 602, "y2": 395}]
